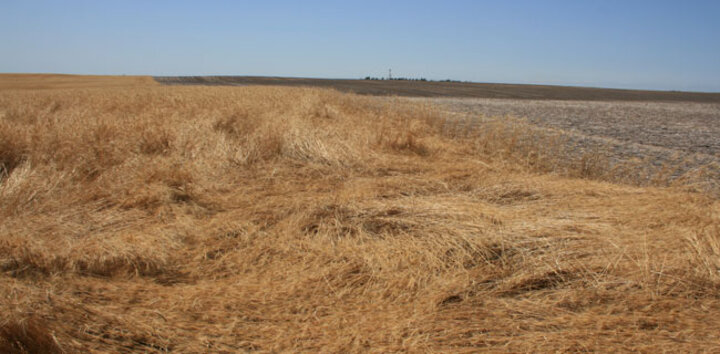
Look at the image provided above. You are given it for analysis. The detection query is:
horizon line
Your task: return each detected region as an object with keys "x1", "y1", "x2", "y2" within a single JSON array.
[{"x1": 3, "y1": 72, "x2": 720, "y2": 94}]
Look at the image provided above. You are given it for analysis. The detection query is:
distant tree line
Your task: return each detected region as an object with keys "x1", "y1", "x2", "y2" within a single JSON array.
[{"x1": 363, "y1": 77, "x2": 465, "y2": 83}]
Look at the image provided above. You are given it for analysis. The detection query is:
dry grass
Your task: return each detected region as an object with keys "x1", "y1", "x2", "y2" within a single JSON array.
[
  {"x1": 0, "y1": 74, "x2": 157, "y2": 91},
  {"x1": 1, "y1": 75, "x2": 720, "y2": 352}
]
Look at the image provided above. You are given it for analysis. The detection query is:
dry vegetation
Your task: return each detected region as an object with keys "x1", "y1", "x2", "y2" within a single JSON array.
[
  {"x1": 0, "y1": 74, "x2": 156, "y2": 91},
  {"x1": 1, "y1": 75, "x2": 720, "y2": 352}
]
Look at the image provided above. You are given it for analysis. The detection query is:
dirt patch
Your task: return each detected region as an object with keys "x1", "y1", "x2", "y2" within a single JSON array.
[
  {"x1": 410, "y1": 97, "x2": 720, "y2": 193},
  {"x1": 420, "y1": 97, "x2": 720, "y2": 156}
]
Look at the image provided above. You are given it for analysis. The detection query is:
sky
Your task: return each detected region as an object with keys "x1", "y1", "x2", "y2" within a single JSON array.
[{"x1": 1, "y1": 0, "x2": 719, "y2": 92}]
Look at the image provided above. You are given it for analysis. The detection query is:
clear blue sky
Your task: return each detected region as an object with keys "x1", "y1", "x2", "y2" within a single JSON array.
[{"x1": 1, "y1": 0, "x2": 719, "y2": 91}]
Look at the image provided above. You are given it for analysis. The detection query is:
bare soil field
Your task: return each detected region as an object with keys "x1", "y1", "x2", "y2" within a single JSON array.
[
  {"x1": 155, "y1": 76, "x2": 720, "y2": 103},
  {"x1": 422, "y1": 97, "x2": 720, "y2": 157},
  {"x1": 2, "y1": 75, "x2": 720, "y2": 352},
  {"x1": 413, "y1": 97, "x2": 720, "y2": 195}
]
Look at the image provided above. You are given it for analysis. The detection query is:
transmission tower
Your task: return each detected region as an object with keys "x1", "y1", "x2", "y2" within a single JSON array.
[{"x1": 388, "y1": 68, "x2": 392, "y2": 80}]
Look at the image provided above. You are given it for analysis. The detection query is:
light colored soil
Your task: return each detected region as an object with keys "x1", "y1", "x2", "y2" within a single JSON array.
[
  {"x1": 404, "y1": 97, "x2": 720, "y2": 194},
  {"x1": 415, "y1": 97, "x2": 720, "y2": 157}
]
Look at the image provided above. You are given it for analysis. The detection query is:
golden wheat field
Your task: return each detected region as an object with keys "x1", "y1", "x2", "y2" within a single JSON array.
[{"x1": 1, "y1": 75, "x2": 719, "y2": 352}]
